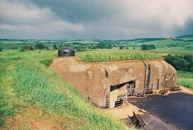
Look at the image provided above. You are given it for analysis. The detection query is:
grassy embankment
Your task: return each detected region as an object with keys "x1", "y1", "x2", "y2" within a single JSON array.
[
  {"x1": 0, "y1": 50, "x2": 127, "y2": 130},
  {"x1": 77, "y1": 50, "x2": 161, "y2": 62},
  {"x1": 177, "y1": 71, "x2": 193, "y2": 89}
]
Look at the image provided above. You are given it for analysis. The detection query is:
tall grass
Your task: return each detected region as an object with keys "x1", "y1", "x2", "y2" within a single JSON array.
[
  {"x1": 76, "y1": 50, "x2": 161, "y2": 62},
  {"x1": 0, "y1": 61, "x2": 15, "y2": 126},
  {"x1": 0, "y1": 50, "x2": 126, "y2": 130},
  {"x1": 177, "y1": 71, "x2": 193, "y2": 89}
]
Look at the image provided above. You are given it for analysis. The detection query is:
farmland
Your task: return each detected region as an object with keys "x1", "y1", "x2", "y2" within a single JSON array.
[{"x1": 1, "y1": 35, "x2": 193, "y2": 55}]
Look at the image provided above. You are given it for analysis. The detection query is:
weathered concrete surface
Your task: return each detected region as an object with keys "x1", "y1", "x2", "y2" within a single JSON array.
[{"x1": 50, "y1": 57, "x2": 176, "y2": 108}]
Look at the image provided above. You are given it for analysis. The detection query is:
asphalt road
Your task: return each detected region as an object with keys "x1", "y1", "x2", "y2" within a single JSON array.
[{"x1": 128, "y1": 93, "x2": 193, "y2": 130}]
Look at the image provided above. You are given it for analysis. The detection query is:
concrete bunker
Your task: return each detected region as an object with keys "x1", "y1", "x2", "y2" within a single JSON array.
[{"x1": 50, "y1": 57, "x2": 177, "y2": 108}]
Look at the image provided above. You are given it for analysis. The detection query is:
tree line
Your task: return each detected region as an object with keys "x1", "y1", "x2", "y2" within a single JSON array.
[{"x1": 164, "y1": 54, "x2": 193, "y2": 72}]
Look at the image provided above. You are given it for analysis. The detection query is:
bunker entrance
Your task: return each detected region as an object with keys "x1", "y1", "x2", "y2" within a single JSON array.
[{"x1": 110, "y1": 80, "x2": 136, "y2": 107}]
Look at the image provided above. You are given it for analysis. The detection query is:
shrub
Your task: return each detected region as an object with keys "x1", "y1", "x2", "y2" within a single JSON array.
[
  {"x1": 141, "y1": 44, "x2": 156, "y2": 50},
  {"x1": 35, "y1": 43, "x2": 45, "y2": 49},
  {"x1": 97, "y1": 43, "x2": 113, "y2": 49}
]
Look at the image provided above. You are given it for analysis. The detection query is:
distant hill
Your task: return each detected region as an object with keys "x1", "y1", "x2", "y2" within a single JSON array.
[
  {"x1": 91, "y1": 38, "x2": 166, "y2": 44},
  {"x1": 116, "y1": 38, "x2": 166, "y2": 44},
  {"x1": 176, "y1": 35, "x2": 193, "y2": 41}
]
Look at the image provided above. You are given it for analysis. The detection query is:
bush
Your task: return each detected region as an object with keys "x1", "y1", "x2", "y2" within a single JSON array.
[
  {"x1": 97, "y1": 43, "x2": 113, "y2": 49},
  {"x1": 35, "y1": 43, "x2": 45, "y2": 49},
  {"x1": 141, "y1": 44, "x2": 156, "y2": 50}
]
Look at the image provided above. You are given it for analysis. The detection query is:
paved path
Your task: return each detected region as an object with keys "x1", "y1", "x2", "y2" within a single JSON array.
[{"x1": 128, "y1": 93, "x2": 193, "y2": 130}]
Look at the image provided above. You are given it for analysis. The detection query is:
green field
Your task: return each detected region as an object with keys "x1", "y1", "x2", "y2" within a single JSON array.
[
  {"x1": 0, "y1": 50, "x2": 127, "y2": 130},
  {"x1": 177, "y1": 71, "x2": 193, "y2": 88},
  {"x1": 1, "y1": 35, "x2": 193, "y2": 56}
]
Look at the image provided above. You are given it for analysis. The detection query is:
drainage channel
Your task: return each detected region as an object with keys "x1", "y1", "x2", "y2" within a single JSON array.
[{"x1": 128, "y1": 93, "x2": 193, "y2": 130}]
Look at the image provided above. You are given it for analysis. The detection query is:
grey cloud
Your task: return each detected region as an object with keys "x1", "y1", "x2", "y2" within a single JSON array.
[
  {"x1": 0, "y1": 0, "x2": 84, "y2": 39},
  {"x1": 0, "y1": 0, "x2": 193, "y2": 39},
  {"x1": 174, "y1": 19, "x2": 193, "y2": 36},
  {"x1": 31, "y1": 0, "x2": 121, "y2": 23}
]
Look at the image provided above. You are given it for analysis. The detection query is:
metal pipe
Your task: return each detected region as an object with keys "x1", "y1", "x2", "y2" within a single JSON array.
[{"x1": 143, "y1": 61, "x2": 148, "y2": 91}]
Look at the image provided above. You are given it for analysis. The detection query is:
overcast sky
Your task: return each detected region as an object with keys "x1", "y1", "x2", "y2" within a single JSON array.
[{"x1": 0, "y1": 0, "x2": 193, "y2": 39}]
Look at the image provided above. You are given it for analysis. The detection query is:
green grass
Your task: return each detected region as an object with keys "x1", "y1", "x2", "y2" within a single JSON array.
[
  {"x1": 177, "y1": 71, "x2": 193, "y2": 78},
  {"x1": 177, "y1": 71, "x2": 193, "y2": 88},
  {"x1": 0, "y1": 50, "x2": 127, "y2": 130},
  {"x1": 76, "y1": 50, "x2": 161, "y2": 62}
]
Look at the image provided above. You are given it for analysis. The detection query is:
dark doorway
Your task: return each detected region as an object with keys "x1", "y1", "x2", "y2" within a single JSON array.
[{"x1": 110, "y1": 80, "x2": 136, "y2": 93}]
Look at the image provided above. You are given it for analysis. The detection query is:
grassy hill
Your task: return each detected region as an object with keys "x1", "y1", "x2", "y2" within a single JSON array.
[
  {"x1": 1, "y1": 34, "x2": 193, "y2": 55},
  {"x1": 0, "y1": 50, "x2": 127, "y2": 130},
  {"x1": 77, "y1": 49, "x2": 161, "y2": 62},
  {"x1": 176, "y1": 35, "x2": 193, "y2": 41}
]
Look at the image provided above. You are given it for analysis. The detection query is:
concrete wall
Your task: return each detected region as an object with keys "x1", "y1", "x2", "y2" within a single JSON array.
[{"x1": 50, "y1": 57, "x2": 176, "y2": 108}]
